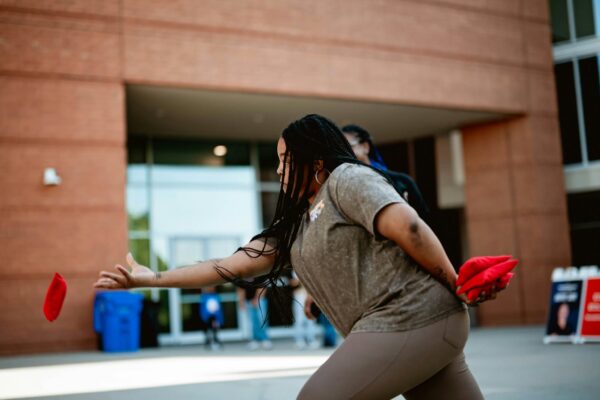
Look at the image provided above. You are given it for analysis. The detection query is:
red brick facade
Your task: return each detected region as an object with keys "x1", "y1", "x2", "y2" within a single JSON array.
[{"x1": 0, "y1": 0, "x2": 569, "y2": 354}]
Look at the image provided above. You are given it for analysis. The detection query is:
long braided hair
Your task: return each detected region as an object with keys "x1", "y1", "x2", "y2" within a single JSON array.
[{"x1": 215, "y1": 114, "x2": 388, "y2": 289}]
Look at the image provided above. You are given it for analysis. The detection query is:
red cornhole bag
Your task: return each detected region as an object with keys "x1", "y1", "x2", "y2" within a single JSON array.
[
  {"x1": 457, "y1": 259, "x2": 519, "y2": 296},
  {"x1": 465, "y1": 272, "x2": 514, "y2": 303},
  {"x1": 496, "y1": 272, "x2": 514, "y2": 290},
  {"x1": 456, "y1": 255, "x2": 511, "y2": 288},
  {"x1": 43, "y1": 273, "x2": 67, "y2": 322}
]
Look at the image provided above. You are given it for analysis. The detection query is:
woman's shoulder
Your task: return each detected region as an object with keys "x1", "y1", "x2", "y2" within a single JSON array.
[
  {"x1": 331, "y1": 163, "x2": 379, "y2": 177},
  {"x1": 330, "y1": 163, "x2": 382, "y2": 184}
]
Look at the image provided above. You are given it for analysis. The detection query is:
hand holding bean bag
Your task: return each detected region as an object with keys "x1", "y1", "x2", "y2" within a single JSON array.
[
  {"x1": 456, "y1": 256, "x2": 518, "y2": 304},
  {"x1": 455, "y1": 255, "x2": 511, "y2": 288}
]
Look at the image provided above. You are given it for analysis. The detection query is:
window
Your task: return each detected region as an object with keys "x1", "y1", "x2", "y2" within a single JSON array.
[
  {"x1": 126, "y1": 136, "x2": 260, "y2": 333},
  {"x1": 550, "y1": 0, "x2": 600, "y2": 166},
  {"x1": 258, "y1": 142, "x2": 279, "y2": 182},
  {"x1": 153, "y1": 138, "x2": 250, "y2": 166},
  {"x1": 567, "y1": 190, "x2": 600, "y2": 265},
  {"x1": 579, "y1": 55, "x2": 600, "y2": 160},
  {"x1": 550, "y1": 0, "x2": 600, "y2": 43},
  {"x1": 126, "y1": 138, "x2": 286, "y2": 339},
  {"x1": 550, "y1": 0, "x2": 571, "y2": 43},
  {"x1": 257, "y1": 141, "x2": 281, "y2": 229},
  {"x1": 554, "y1": 61, "x2": 583, "y2": 164},
  {"x1": 574, "y1": 0, "x2": 598, "y2": 39}
]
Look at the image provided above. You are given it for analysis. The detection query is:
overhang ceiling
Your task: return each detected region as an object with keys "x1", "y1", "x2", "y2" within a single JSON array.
[{"x1": 127, "y1": 85, "x2": 507, "y2": 143}]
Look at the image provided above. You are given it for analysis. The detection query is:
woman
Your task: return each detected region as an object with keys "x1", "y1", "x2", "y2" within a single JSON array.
[{"x1": 95, "y1": 114, "x2": 497, "y2": 399}]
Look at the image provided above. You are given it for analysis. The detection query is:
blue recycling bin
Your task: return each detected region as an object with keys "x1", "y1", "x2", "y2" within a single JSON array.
[{"x1": 94, "y1": 291, "x2": 144, "y2": 352}]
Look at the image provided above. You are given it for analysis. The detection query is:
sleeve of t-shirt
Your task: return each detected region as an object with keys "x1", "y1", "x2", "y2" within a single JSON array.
[{"x1": 333, "y1": 164, "x2": 407, "y2": 236}]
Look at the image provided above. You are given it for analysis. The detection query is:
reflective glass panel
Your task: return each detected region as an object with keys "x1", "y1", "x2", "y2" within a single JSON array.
[
  {"x1": 554, "y1": 61, "x2": 583, "y2": 164},
  {"x1": 579, "y1": 55, "x2": 600, "y2": 160},
  {"x1": 129, "y1": 238, "x2": 150, "y2": 268},
  {"x1": 258, "y1": 142, "x2": 279, "y2": 182},
  {"x1": 261, "y1": 191, "x2": 280, "y2": 229},
  {"x1": 153, "y1": 139, "x2": 250, "y2": 166},
  {"x1": 574, "y1": 0, "x2": 597, "y2": 38},
  {"x1": 550, "y1": 0, "x2": 571, "y2": 43}
]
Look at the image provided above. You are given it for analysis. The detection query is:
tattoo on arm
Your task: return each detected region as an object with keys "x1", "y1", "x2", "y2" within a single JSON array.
[
  {"x1": 434, "y1": 266, "x2": 452, "y2": 290},
  {"x1": 409, "y1": 221, "x2": 423, "y2": 248}
]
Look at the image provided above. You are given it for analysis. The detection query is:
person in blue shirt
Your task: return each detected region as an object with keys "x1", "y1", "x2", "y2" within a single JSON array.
[{"x1": 199, "y1": 287, "x2": 224, "y2": 351}]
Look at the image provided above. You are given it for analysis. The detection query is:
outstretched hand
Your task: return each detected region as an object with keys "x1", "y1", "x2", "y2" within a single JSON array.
[{"x1": 93, "y1": 253, "x2": 155, "y2": 290}]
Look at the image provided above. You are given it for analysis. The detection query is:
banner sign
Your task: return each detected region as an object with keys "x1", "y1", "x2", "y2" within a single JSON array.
[
  {"x1": 545, "y1": 280, "x2": 583, "y2": 341},
  {"x1": 580, "y1": 277, "x2": 600, "y2": 338}
]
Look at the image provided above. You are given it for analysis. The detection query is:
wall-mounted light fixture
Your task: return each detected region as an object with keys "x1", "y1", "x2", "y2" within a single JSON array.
[{"x1": 43, "y1": 168, "x2": 62, "y2": 186}]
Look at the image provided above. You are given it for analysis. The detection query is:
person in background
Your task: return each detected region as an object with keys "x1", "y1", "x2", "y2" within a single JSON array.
[
  {"x1": 304, "y1": 294, "x2": 337, "y2": 348},
  {"x1": 341, "y1": 124, "x2": 429, "y2": 218},
  {"x1": 238, "y1": 286, "x2": 273, "y2": 350},
  {"x1": 290, "y1": 272, "x2": 319, "y2": 349},
  {"x1": 319, "y1": 313, "x2": 337, "y2": 348},
  {"x1": 199, "y1": 286, "x2": 224, "y2": 351}
]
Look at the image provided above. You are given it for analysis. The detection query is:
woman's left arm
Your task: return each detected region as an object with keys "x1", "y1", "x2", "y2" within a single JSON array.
[{"x1": 375, "y1": 203, "x2": 467, "y2": 301}]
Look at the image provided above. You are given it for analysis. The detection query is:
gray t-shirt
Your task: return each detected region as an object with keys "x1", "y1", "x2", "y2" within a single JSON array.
[{"x1": 291, "y1": 163, "x2": 465, "y2": 337}]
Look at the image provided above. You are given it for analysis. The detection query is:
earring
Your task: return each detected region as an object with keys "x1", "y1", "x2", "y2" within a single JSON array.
[
  {"x1": 314, "y1": 169, "x2": 330, "y2": 185},
  {"x1": 314, "y1": 170, "x2": 323, "y2": 185}
]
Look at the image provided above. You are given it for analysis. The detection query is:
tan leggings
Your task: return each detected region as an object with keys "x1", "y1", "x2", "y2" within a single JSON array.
[{"x1": 298, "y1": 310, "x2": 483, "y2": 399}]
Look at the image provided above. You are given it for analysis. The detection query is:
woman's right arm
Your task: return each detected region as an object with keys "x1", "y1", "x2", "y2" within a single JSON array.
[{"x1": 93, "y1": 239, "x2": 276, "y2": 290}]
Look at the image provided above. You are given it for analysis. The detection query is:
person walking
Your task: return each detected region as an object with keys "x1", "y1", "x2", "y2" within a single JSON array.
[
  {"x1": 238, "y1": 286, "x2": 272, "y2": 350},
  {"x1": 290, "y1": 272, "x2": 319, "y2": 349},
  {"x1": 198, "y1": 286, "x2": 224, "y2": 351}
]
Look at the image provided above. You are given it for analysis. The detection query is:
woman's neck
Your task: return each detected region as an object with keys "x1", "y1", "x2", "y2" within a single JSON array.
[{"x1": 307, "y1": 172, "x2": 328, "y2": 205}]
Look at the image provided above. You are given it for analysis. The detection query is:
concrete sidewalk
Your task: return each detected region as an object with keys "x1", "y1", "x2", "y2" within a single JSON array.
[{"x1": 1, "y1": 326, "x2": 598, "y2": 399}]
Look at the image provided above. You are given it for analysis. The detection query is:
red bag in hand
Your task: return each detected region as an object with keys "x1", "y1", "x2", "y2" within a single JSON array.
[
  {"x1": 43, "y1": 273, "x2": 67, "y2": 322},
  {"x1": 465, "y1": 273, "x2": 515, "y2": 303},
  {"x1": 496, "y1": 272, "x2": 514, "y2": 290},
  {"x1": 457, "y1": 259, "x2": 518, "y2": 296},
  {"x1": 456, "y1": 255, "x2": 511, "y2": 288}
]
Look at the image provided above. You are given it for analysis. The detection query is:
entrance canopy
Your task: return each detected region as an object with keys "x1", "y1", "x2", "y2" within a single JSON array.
[{"x1": 127, "y1": 85, "x2": 507, "y2": 142}]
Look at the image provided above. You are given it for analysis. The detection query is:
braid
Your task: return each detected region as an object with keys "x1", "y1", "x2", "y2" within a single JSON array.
[{"x1": 214, "y1": 115, "x2": 391, "y2": 320}]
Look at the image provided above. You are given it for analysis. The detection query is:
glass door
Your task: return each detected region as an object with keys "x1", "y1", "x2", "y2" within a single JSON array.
[{"x1": 164, "y1": 236, "x2": 246, "y2": 344}]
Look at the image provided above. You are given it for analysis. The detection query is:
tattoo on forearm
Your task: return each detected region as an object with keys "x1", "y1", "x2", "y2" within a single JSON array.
[
  {"x1": 154, "y1": 271, "x2": 162, "y2": 281},
  {"x1": 434, "y1": 266, "x2": 452, "y2": 290}
]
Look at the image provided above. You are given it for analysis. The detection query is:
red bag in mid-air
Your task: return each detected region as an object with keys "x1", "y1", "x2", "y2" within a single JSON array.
[{"x1": 43, "y1": 273, "x2": 67, "y2": 322}]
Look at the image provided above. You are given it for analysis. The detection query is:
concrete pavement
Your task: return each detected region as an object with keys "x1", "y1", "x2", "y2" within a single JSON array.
[{"x1": 1, "y1": 326, "x2": 598, "y2": 399}]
